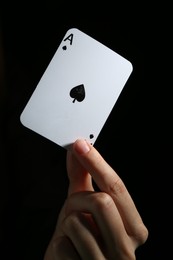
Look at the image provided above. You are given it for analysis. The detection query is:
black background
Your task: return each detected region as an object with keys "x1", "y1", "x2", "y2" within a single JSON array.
[{"x1": 0, "y1": 3, "x2": 172, "y2": 260}]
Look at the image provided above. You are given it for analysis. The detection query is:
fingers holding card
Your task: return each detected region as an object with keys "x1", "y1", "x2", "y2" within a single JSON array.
[{"x1": 20, "y1": 28, "x2": 133, "y2": 150}]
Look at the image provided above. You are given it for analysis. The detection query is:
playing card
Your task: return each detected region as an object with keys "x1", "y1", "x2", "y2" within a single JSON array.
[{"x1": 20, "y1": 28, "x2": 133, "y2": 150}]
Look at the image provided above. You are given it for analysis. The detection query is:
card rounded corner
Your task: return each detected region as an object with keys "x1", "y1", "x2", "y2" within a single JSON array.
[
  {"x1": 129, "y1": 61, "x2": 133, "y2": 73},
  {"x1": 66, "y1": 27, "x2": 79, "y2": 34},
  {"x1": 19, "y1": 112, "x2": 25, "y2": 126}
]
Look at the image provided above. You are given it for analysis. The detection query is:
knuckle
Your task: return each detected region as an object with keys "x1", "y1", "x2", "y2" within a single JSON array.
[
  {"x1": 91, "y1": 192, "x2": 114, "y2": 211},
  {"x1": 108, "y1": 177, "x2": 126, "y2": 196},
  {"x1": 63, "y1": 212, "x2": 79, "y2": 232},
  {"x1": 133, "y1": 223, "x2": 149, "y2": 245}
]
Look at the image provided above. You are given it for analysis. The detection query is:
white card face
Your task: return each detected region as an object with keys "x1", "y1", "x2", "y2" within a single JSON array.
[{"x1": 20, "y1": 28, "x2": 133, "y2": 150}]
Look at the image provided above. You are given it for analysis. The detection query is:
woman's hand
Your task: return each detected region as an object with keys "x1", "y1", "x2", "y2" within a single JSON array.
[{"x1": 44, "y1": 139, "x2": 148, "y2": 259}]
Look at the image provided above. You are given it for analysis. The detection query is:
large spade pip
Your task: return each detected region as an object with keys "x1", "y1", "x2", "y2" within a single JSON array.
[{"x1": 70, "y1": 84, "x2": 85, "y2": 103}]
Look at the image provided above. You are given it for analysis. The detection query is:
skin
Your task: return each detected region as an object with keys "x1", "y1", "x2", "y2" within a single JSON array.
[{"x1": 44, "y1": 139, "x2": 148, "y2": 260}]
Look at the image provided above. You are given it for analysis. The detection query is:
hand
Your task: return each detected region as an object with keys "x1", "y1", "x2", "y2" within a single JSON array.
[{"x1": 44, "y1": 139, "x2": 148, "y2": 259}]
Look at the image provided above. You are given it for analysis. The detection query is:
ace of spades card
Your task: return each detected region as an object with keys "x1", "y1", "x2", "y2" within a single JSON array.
[{"x1": 20, "y1": 28, "x2": 133, "y2": 150}]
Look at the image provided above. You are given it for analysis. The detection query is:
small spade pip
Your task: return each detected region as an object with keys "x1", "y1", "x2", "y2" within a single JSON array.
[{"x1": 70, "y1": 84, "x2": 85, "y2": 103}]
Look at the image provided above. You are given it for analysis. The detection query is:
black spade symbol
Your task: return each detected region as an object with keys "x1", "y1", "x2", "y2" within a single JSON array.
[
  {"x1": 90, "y1": 134, "x2": 94, "y2": 139},
  {"x1": 62, "y1": 45, "x2": 67, "y2": 50},
  {"x1": 70, "y1": 84, "x2": 85, "y2": 103}
]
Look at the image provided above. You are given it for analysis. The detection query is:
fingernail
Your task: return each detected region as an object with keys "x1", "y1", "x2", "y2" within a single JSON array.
[{"x1": 74, "y1": 139, "x2": 90, "y2": 155}]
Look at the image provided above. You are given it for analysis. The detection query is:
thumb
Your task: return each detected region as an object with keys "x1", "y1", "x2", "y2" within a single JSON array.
[{"x1": 66, "y1": 150, "x2": 93, "y2": 196}]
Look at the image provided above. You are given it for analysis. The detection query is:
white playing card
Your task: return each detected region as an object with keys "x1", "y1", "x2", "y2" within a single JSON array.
[{"x1": 20, "y1": 28, "x2": 133, "y2": 150}]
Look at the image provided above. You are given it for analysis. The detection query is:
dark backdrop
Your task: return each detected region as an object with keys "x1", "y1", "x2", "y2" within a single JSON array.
[{"x1": 0, "y1": 4, "x2": 171, "y2": 260}]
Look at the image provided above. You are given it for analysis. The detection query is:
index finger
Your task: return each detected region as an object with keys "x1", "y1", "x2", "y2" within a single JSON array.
[{"x1": 72, "y1": 139, "x2": 148, "y2": 240}]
